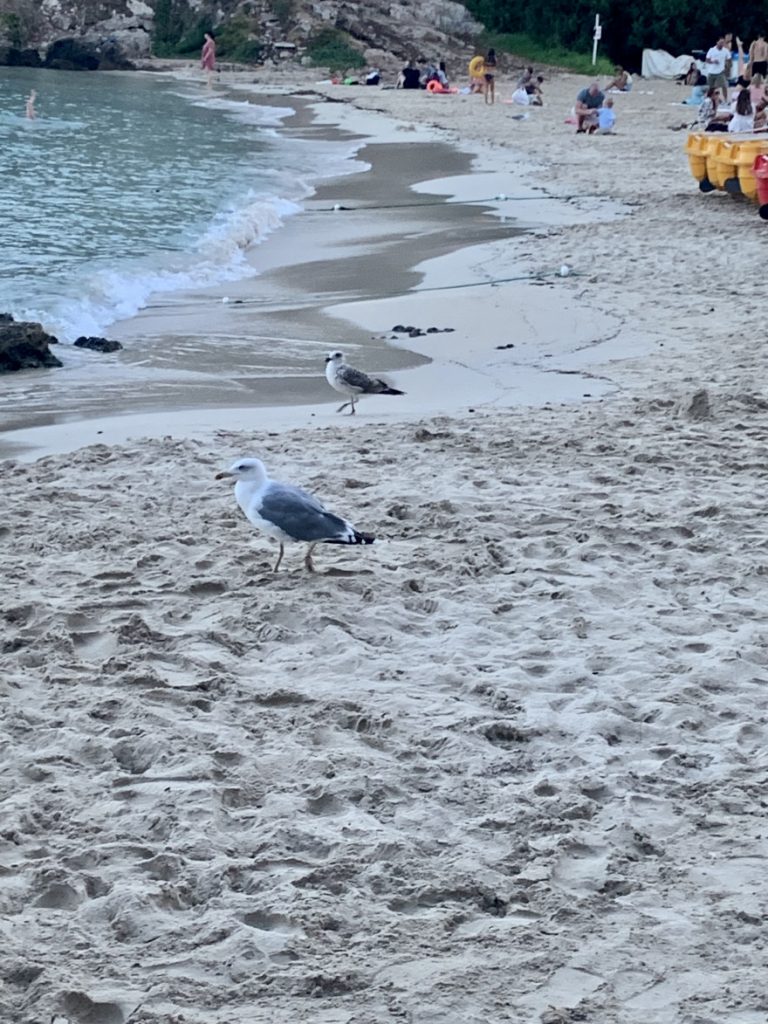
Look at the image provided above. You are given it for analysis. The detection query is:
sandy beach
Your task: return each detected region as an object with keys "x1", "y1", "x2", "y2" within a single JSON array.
[{"x1": 2, "y1": 64, "x2": 768, "y2": 1024}]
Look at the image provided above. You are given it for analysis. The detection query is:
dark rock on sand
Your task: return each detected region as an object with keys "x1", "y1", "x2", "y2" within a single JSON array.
[
  {"x1": 0, "y1": 321, "x2": 62, "y2": 373},
  {"x1": 74, "y1": 336, "x2": 123, "y2": 353}
]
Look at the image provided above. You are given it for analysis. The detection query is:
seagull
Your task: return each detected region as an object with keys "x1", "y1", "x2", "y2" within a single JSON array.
[
  {"x1": 215, "y1": 457, "x2": 375, "y2": 572},
  {"x1": 324, "y1": 350, "x2": 405, "y2": 415}
]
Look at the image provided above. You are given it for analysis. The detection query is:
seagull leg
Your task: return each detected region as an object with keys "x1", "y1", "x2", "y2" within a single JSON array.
[
  {"x1": 304, "y1": 544, "x2": 317, "y2": 573},
  {"x1": 348, "y1": 396, "x2": 356, "y2": 415},
  {"x1": 336, "y1": 400, "x2": 351, "y2": 413},
  {"x1": 273, "y1": 543, "x2": 285, "y2": 572}
]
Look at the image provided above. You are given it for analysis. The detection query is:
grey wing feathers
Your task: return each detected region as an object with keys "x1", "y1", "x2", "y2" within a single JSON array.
[
  {"x1": 338, "y1": 364, "x2": 378, "y2": 393},
  {"x1": 259, "y1": 483, "x2": 353, "y2": 542}
]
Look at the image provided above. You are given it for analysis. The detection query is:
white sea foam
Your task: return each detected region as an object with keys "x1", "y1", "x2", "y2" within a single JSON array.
[{"x1": 0, "y1": 70, "x2": 367, "y2": 343}]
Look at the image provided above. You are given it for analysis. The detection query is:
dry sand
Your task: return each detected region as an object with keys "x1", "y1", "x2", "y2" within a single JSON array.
[{"x1": 2, "y1": 63, "x2": 768, "y2": 1024}]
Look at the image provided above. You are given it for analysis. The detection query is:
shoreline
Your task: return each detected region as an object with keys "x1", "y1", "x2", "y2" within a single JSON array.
[
  {"x1": 0, "y1": 74, "x2": 632, "y2": 461},
  {"x1": 3, "y1": 64, "x2": 768, "y2": 1024}
]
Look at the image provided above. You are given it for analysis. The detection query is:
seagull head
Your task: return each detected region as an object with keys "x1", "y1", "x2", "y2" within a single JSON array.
[
  {"x1": 215, "y1": 457, "x2": 268, "y2": 482},
  {"x1": 325, "y1": 350, "x2": 344, "y2": 364}
]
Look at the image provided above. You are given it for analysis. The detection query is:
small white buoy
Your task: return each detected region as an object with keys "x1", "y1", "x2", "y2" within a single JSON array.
[
  {"x1": 495, "y1": 193, "x2": 507, "y2": 201},
  {"x1": 222, "y1": 296, "x2": 230, "y2": 303},
  {"x1": 559, "y1": 264, "x2": 572, "y2": 277},
  {"x1": 333, "y1": 203, "x2": 342, "y2": 211}
]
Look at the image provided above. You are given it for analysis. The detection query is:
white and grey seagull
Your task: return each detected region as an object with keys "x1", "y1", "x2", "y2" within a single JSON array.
[
  {"x1": 324, "y1": 350, "x2": 405, "y2": 415},
  {"x1": 215, "y1": 457, "x2": 375, "y2": 572}
]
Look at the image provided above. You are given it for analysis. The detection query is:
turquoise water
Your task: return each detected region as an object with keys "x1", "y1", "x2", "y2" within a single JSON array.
[{"x1": 0, "y1": 67, "x2": 363, "y2": 342}]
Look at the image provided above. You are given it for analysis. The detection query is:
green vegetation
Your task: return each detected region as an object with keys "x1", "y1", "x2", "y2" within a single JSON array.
[
  {"x1": 272, "y1": 0, "x2": 297, "y2": 31},
  {"x1": 465, "y1": 0, "x2": 768, "y2": 69},
  {"x1": 306, "y1": 28, "x2": 365, "y2": 71},
  {"x1": 152, "y1": 2, "x2": 262, "y2": 63},
  {"x1": 0, "y1": 13, "x2": 24, "y2": 49},
  {"x1": 479, "y1": 31, "x2": 614, "y2": 75},
  {"x1": 215, "y1": 16, "x2": 263, "y2": 64},
  {"x1": 152, "y1": 0, "x2": 205, "y2": 57}
]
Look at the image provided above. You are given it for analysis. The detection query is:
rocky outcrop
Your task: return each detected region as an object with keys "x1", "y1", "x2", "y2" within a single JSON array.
[
  {"x1": 73, "y1": 336, "x2": 122, "y2": 352},
  {"x1": 0, "y1": 1, "x2": 482, "y2": 71},
  {"x1": 0, "y1": 319, "x2": 62, "y2": 373}
]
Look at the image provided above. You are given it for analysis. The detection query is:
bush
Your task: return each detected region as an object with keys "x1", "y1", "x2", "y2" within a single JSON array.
[
  {"x1": 215, "y1": 16, "x2": 263, "y2": 64},
  {"x1": 478, "y1": 31, "x2": 614, "y2": 75},
  {"x1": 306, "y1": 28, "x2": 365, "y2": 70},
  {"x1": 152, "y1": 0, "x2": 205, "y2": 57},
  {"x1": 0, "y1": 13, "x2": 23, "y2": 48}
]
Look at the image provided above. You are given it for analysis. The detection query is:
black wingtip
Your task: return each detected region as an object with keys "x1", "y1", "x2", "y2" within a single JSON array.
[{"x1": 382, "y1": 388, "x2": 405, "y2": 396}]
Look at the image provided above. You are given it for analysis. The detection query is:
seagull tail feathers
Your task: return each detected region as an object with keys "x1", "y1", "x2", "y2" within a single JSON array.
[{"x1": 378, "y1": 386, "x2": 405, "y2": 396}]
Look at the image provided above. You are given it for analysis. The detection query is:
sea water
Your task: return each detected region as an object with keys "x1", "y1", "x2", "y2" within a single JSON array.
[{"x1": 0, "y1": 67, "x2": 364, "y2": 343}]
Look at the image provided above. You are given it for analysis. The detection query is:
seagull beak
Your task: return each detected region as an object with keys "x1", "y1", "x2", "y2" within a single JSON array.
[{"x1": 214, "y1": 471, "x2": 233, "y2": 480}]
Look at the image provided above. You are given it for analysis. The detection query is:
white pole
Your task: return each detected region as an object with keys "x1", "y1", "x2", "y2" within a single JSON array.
[{"x1": 592, "y1": 13, "x2": 601, "y2": 66}]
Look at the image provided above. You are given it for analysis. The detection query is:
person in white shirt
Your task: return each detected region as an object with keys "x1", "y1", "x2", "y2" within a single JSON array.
[
  {"x1": 728, "y1": 88, "x2": 755, "y2": 132},
  {"x1": 706, "y1": 37, "x2": 730, "y2": 101}
]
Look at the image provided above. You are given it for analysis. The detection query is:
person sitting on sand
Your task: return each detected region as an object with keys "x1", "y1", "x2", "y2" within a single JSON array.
[
  {"x1": 607, "y1": 66, "x2": 630, "y2": 91},
  {"x1": 25, "y1": 89, "x2": 36, "y2": 119},
  {"x1": 696, "y1": 87, "x2": 730, "y2": 131},
  {"x1": 398, "y1": 61, "x2": 422, "y2": 89},
  {"x1": 526, "y1": 75, "x2": 545, "y2": 105},
  {"x1": 575, "y1": 83, "x2": 604, "y2": 132},
  {"x1": 597, "y1": 97, "x2": 616, "y2": 134},
  {"x1": 728, "y1": 87, "x2": 755, "y2": 132},
  {"x1": 682, "y1": 61, "x2": 700, "y2": 85},
  {"x1": 517, "y1": 65, "x2": 534, "y2": 89},
  {"x1": 364, "y1": 67, "x2": 381, "y2": 86}
]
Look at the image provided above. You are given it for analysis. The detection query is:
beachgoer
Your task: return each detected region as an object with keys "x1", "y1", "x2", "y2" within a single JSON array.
[
  {"x1": 597, "y1": 97, "x2": 616, "y2": 134},
  {"x1": 364, "y1": 67, "x2": 381, "y2": 86},
  {"x1": 484, "y1": 48, "x2": 497, "y2": 105},
  {"x1": 705, "y1": 37, "x2": 729, "y2": 102},
  {"x1": 201, "y1": 31, "x2": 216, "y2": 86},
  {"x1": 437, "y1": 61, "x2": 449, "y2": 87},
  {"x1": 683, "y1": 62, "x2": 700, "y2": 85},
  {"x1": 526, "y1": 76, "x2": 545, "y2": 106},
  {"x1": 696, "y1": 87, "x2": 730, "y2": 131},
  {"x1": 575, "y1": 83, "x2": 604, "y2": 133},
  {"x1": 607, "y1": 66, "x2": 629, "y2": 91},
  {"x1": 728, "y1": 87, "x2": 755, "y2": 132},
  {"x1": 517, "y1": 66, "x2": 534, "y2": 89},
  {"x1": 25, "y1": 89, "x2": 36, "y2": 120},
  {"x1": 398, "y1": 62, "x2": 422, "y2": 89},
  {"x1": 749, "y1": 72, "x2": 768, "y2": 111},
  {"x1": 749, "y1": 32, "x2": 768, "y2": 77}
]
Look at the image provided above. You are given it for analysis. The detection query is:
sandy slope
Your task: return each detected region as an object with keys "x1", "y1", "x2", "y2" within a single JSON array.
[{"x1": 2, "y1": 64, "x2": 768, "y2": 1024}]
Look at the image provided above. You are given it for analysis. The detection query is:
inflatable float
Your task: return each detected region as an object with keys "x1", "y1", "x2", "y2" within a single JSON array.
[
  {"x1": 426, "y1": 80, "x2": 458, "y2": 94},
  {"x1": 686, "y1": 132, "x2": 768, "y2": 219},
  {"x1": 468, "y1": 55, "x2": 485, "y2": 81}
]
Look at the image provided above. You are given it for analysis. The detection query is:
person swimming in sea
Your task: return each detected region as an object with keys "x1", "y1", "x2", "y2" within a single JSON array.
[{"x1": 25, "y1": 89, "x2": 37, "y2": 119}]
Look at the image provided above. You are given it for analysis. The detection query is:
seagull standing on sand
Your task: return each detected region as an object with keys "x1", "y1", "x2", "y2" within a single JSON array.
[
  {"x1": 215, "y1": 457, "x2": 375, "y2": 572},
  {"x1": 324, "y1": 350, "x2": 405, "y2": 415}
]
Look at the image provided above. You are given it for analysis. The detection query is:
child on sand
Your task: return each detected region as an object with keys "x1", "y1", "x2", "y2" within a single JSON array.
[{"x1": 597, "y1": 97, "x2": 616, "y2": 134}]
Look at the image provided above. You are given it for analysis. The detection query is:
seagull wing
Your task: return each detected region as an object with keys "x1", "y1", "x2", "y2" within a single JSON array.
[
  {"x1": 258, "y1": 482, "x2": 355, "y2": 542},
  {"x1": 337, "y1": 363, "x2": 378, "y2": 394}
]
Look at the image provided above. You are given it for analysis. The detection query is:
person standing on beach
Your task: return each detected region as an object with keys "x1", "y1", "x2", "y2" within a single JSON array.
[
  {"x1": 749, "y1": 32, "x2": 768, "y2": 77},
  {"x1": 705, "y1": 37, "x2": 730, "y2": 102},
  {"x1": 201, "y1": 31, "x2": 216, "y2": 86},
  {"x1": 25, "y1": 89, "x2": 37, "y2": 119},
  {"x1": 483, "y1": 48, "x2": 497, "y2": 104}
]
